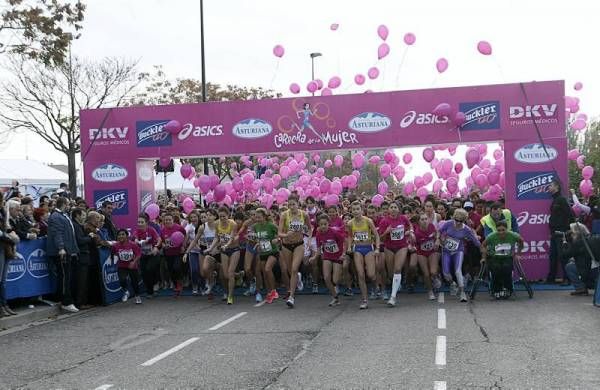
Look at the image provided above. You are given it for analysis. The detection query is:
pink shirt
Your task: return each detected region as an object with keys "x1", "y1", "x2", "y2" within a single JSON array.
[
  {"x1": 160, "y1": 224, "x2": 186, "y2": 256},
  {"x1": 316, "y1": 228, "x2": 345, "y2": 261},
  {"x1": 380, "y1": 214, "x2": 412, "y2": 250},
  {"x1": 414, "y1": 223, "x2": 438, "y2": 256},
  {"x1": 112, "y1": 241, "x2": 141, "y2": 269},
  {"x1": 132, "y1": 227, "x2": 160, "y2": 255}
]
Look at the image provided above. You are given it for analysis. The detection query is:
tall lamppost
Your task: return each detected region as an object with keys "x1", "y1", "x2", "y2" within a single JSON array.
[{"x1": 310, "y1": 52, "x2": 322, "y2": 96}]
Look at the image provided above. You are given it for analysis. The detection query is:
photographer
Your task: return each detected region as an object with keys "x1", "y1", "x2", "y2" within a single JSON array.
[{"x1": 560, "y1": 222, "x2": 600, "y2": 296}]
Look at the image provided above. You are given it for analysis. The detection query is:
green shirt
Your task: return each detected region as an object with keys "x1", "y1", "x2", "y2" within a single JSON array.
[
  {"x1": 253, "y1": 222, "x2": 279, "y2": 255},
  {"x1": 485, "y1": 231, "x2": 521, "y2": 258}
]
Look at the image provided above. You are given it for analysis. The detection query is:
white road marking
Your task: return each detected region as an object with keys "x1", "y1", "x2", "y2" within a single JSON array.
[
  {"x1": 254, "y1": 300, "x2": 267, "y2": 307},
  {"x1": 435, "y1": 335, "x2": 446, "y2": 366},
  {"x1": 434, "y1": 380, "x2": 447, "y2": 390},
  {"x1": 438, "y1": 292, "x2": 445, "y2": 304},
  {"x1": 140, "y1": 337, "x2": 200, "y2": 366},
  {"x1": 208, "y1": 312, "x2": 247, "y2": 331},
  {"x1": 94, "y1": 385, "x2": 113, "y2": 390},
  {"x1": 437, "y1": 308, "x2": 446, "y2": 330}
]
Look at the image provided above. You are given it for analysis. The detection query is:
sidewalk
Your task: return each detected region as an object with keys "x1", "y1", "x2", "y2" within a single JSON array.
[{"x1": 0, "y1": 303, "x2": 61, "y2": 331}]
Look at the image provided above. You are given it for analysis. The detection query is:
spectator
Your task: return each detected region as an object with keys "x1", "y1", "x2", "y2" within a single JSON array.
[
  {"x1": 33, "y1": 207, "x2": 49, "y2": 237},
  {"x1": 72, "y1": 208, "x2": 96, "y2": 309},
  {"x1": 57, "y1": 182, "x2": 71, "y2": 199},
  {"x1": 7, "y1": 200, "x2": 37, "y2": 240},
  {"x1": 99, "y1": 201, "x2": 118, "y2": 240},
  {"x1": 19, "y1": 203, "x2": 40, "y2": 239},
  {"x1": 85, "y1": 211, "x2": 111, "y2": 305},
  {"x1": 548, "y1": 179, "x2": 575, "y2": 284},
  {"x1": 47, "y1": 196, "x2": 80, "y2": 313},
  {"x1": 1, "y1": 192, "x2": 19, "y2": 317},
  {"x1": 480, "y1": 202, "x2": 519, "y2": 238},
  {"x1": 561, "y1": 222, "x2": 600, "y2": 295},
  {"x1": 5, "y1": 180, "x2": 20, "y2": 200}
]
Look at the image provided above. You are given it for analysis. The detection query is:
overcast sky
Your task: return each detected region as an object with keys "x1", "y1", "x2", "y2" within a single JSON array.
[{"x1": 2, "y1": 0, "x2": 598, "y2": 168}]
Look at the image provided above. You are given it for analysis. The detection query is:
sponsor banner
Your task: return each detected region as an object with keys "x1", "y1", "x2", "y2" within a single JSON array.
[
  {"x1": 509, "y1": 104, "x2": 558, "y2": 127},
  {"x1": 232, "y1": 119, "x2": 272, "y2": 139},
  {"x1": 87, "y1": 127, "x2": 130, "y2": 146},
  {"x1": 458, "y1": 101, "x2": 500, "y2": 130},
  {"x1": 94, "y1": 189, "x2": 129, "y2": 215},
  {"x1": 514, "y1": 143, "x2": 558, "y2": 164},
  {"x1": 348, "y1": 112, "x2": 392, "y2": 132},
  {"x1": 99, "y1": 247, "x2": 122, "y2": 305},
  {"x1": 136, "y1": 120, "x2": 172, "y2": 147},
  {"x1": 515, "y1": 171, "x2": 556, "y2": 200},
  {"x1": 4, "y1": 238, "x2": 56, "y2": 300},
  {"x1": 92, "y1": 163, "x2": 128, "y2": 182},
  {"x1": 399, "y1": 111, "x2": 448, "y2": 128}
]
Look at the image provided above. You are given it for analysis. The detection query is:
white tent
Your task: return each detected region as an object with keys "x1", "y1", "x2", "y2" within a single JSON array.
[{"x1": 0, "y1": 159, "x2": 68, "y2": 186}]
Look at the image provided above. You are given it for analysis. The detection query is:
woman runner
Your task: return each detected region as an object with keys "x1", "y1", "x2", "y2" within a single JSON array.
[
  {"x1": 253, "y1": 208, "x2": 280, "y2": 304},
  {"x1": 160, "y1": 214, "x2": 186, "y2": 296},
  {"x1": 313, "y1": 214, "x2": 347, "y2": 306},
  {"x1": 112, "y1": 229, "x2": 142, "y2": 304},
  {"x1": 216, "y1": 206, "x2": 240, "y2": 305},
  {"x1": 185, "y1": 209, "x2": 219, "y2": 299},
  {"x1": 413, "y1": 212, "x2": 442, "y2": 300},
  {"x1": 133, "y1": 213, "x2": 161, "y2": 298}
]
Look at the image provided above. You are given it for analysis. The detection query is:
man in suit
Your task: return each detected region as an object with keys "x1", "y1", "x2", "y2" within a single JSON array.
[
  {"x1": 99, "y1": 201, "x2": 118, "y2": 241},
  {"x1": 71, "y1": 208, "x2": 96, "y2": 309},
  {"x1": 47, "y1": 197, "x2": 80, "y2": 313}
]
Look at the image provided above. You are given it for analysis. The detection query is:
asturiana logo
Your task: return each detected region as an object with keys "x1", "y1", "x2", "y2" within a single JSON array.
[
  {"x1": 514, "y1": 144, "x2": 558, "y2": 164},
  {"x1": 94, "y1": 189, "x2": 128, "y2": 215},
  {"x1": 458, "y1": 101, "x2": 500, "y2": 130},
  {"x1": 232, "y1": 119, "x2": 273, "y2": 139},
  {"x1": 136, "y1": 120, "x2": 172, "y2": 147},
  {"x1": 348, "y1": 112, "x2": 391, "y2": 133},
  {"x1": 516, "y1": 171, "x2": 555, "y2": 200},
  {"x1": 92, "y1": 164, "x2": 128, "y2": 183},
  {"x1": 27, "y1": 248, "x2": 49, "y2": 279},
  {"x1": 399, "y1": 111, "x2": 449, "y2": 128},
  {"x1": 102, "y1": 254, "x2": 121, "y2": 293},
  {"x1": 6, "y1": 253, "x2": 26, "y2": 282}
]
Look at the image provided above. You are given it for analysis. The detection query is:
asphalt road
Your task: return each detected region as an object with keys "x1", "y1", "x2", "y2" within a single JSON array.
[{"x1": 1, "y1": 290, "x2": 598, "y2": 390}]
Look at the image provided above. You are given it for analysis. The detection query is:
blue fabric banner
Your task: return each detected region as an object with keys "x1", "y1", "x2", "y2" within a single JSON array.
[{"x1": 4, "y1": 238, "x2": 56, "y2": 300}]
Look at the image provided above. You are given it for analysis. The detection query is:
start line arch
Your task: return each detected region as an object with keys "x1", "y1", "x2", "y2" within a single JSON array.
[{"x1": 81, "y1": 80, "x2": 566, "y2": 279}]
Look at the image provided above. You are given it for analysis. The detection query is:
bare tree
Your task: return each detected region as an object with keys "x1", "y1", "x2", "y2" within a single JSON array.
[{"x1": 0, "y1": 54, "x2": 142, "y2": 194}]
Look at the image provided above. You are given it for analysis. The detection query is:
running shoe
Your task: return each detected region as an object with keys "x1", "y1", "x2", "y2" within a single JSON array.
[
  {"x1": 344, "y1": 287, "x2": 354, "y2": 297},
  {"x1": 312, "y1": 283, "x2": 319, "y2": 294},
  {"x1": 383, "y1": 290, "x2": 390, "y2": 301},
  {"x1": 255, "y1": 292, "x2": 263, "y2": 303},
  {"x1": 249, "y1": 279, "x2": 257, "y2": 295},
  {"x1": 387, "y1": 296, "x2": 396, "y2": 307},
  {"x1": 428, "y1": 291, "x2": 436, "y2": 301},
  {"x1": 297, "y1": 273, "x2": 304, "y2": 291},
  {"x1": 62, "y1": 304, "x2": 79, "y2": 313},
  {"x1": 460, "y1": 291, "x2": 468, "y2": 302},
  {"x1": 282, "y1": 291, "x2": 290, "y2": 301},
  {"x1": 494, "y1": 292, "x2": 501, "y2": 300},
  {"x1": 286, "y1": 296, "x2": 295, "y2": 308},
  {"x1": 121, "y1": 290, "x2": 130, "y2": 303},
  {"x1": 265, "y1": 291, "x2": 275, "y2": 304},
  {"x1": 227, "y1": 296, "x2": 233, "y2": 305},
  {"x1": 134, "y1": 296, "x2": 142, "y2": 304},
  {"x1": 450, "y1": 282, "x2": 458, "y2": 296},
  {"x1": 328, "y1": 297, "x2": 340, "y2": 307},
  {"x1": 272, "y1": 290, "x2": 280, "y2": 300},
  {"x1": 243, "y1": 287, "x2": 253, "y2": 297},
  {"x1": 203, "y1": 284, "x2": 213, "y2": 296},
  {"x1": 222, "y1": 293, "x2": 228, "y2": 301},
  {"x1": 432, "y1": 277, "x2": 442, "y2": 290},
  {"x1": 359, "y1": 300, "x2": 368, "y2": 310},
  {"x1": 235, "y1": 271, "x2": 245, "y2": 287},
  {"x1": 192, "y1": 287, "x2": 199, "y2": 296}
]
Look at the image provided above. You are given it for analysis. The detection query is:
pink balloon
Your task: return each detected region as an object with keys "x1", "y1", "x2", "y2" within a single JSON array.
[
  {"x1": 330, "y1": 180, "x2": 343, "y2": 195},
  {"x1": 475, "y1": 174, "x2": 488, "y2": 188},
  {"x1": 197, "y1": 175, "x2": 211, "y2": 194},
  {"x1": 273, "y1": 44, "x2": 285, "y2": 58},
  {"x1": 262, "y1": 194, "x2": 274, "y2": 209},
  {"x1": 182, "y1": 198, "x2": 195, "y2": 214},
  {"x1": 209, "y1": 174, "x2": 220, "y2": 190},
  {"x1": 354, "y1": 74, "x2": 366, "y2": 85},
  {"x1": 441, "y1": 159, "x2": 452, "y2": 175},
  {"x1": 320, "y1": 179, "x2": 331, "y2": 194},
  {"x1": 165, "y1": 120, "x2": 182, "y2": 135},
  {"x1": 324, "y1": 159, "x2": 333, "y2": 168},
  {"x1": 422, "y1": 148, "x2": 435, "y2": 163},
  {"x1": 334, "y1": 155, "x2": 344, "y2": 167},
  {"x1": 403, "y1": 32, "x2": 416, "y2": 45},
  {"x1": 377, "y1": 24, "x2": 389, "y2": 41},
  {"x1": 466, "y1": 148, "x2": 480, "y2": 169},
  {"x1": 330, "y1": 23, "x2": 339, "y2": 31},
  {"x1": 453, "y1": 111, "x2": 466, "y2": 127},
  {"x1": 307, "y1": 81, "x2": 318, "y2": 93},
  {"x1": 180, "y1": 164, "x2": 192, "y2": 179},
  {"x1": 403, "y1": 153, "x2": 412, "y2": 165},
  {"x1": 433, "y1": 103, "x2": 452, "y2": 117},
  {"x1": 568, "y1": 149, "x2": 580, "y2": 161},
  {"x1": 213, "y1": 184, "x2": 226, "y2": 202},
  {"x1": 328, "y1": 76, "x2": 342, "y2": 89},
  {"x1": 378, "y1": 43, "x2": 390, "y2": 60},
  {"x1": 454, "y1": 162, "x2": 463, "y2": 174},
  {"x1": 488, "y1": 169, "x2": 500, "y2": 186},
  {"x1": 477, "y1": 40, "x2": 492, "y2": 55},
  {"x1": 170, "y1": 231, "x2": 185, "y2": 247},
  {"x1": 263, "y1": 177, "x2": 274, "y2": 194},
  {"x1": 204, "y1": 192, "x2": 214, "y2": 204},
  {"x1": 433, "y1": 180, "x2": 443, "y2": 193},
  {"x1": 380, "y1": 164, "x2": 391, "y2": 178},
  {"x1": 321, "y1": 88, "x2": 332, "y2": 96},
  {"x1": 145, "y1": 203, "x2": 160, "y2": 220},
  {"x1": 315, "y1": 79, "x2": 324, "y2": 90},
  {"x1": 347, "y1": 174, "x2": 358, "y2": 189},
  {"x1": 252, "y1": 179, "x2": 263, "y2": 192},
  {"x1": 352, "y1": 153, "x2": 365, "y2": 169},
  {"x1": 446, "y1": 177, "x2": 458, "y2": 194},
  {"x1": 580, "y1": 179, "x2": 593, "y2": 197},
  {"x1": 280, "y1": 165, "x2": 291, "y2": 179},
  {"x1": 289, "y1": 83, "x2": 300, "y2": 94},
  {"x1": 159, "y1": 157, "x2": 171, "y2": 169},
  {"x1": 480, "y1": 159, "x2": 491, "y2": 169},
  {"x1": 372, "y1": 194, "x2": 384, "y2": 207},
  {"x1": 416, "y1": 187, "x2": 428, "y2": 201},
  {"x1": 436, "y1": 58, "x2": 448, "y2": 73},
  {"x1": 423, "y1": 172, "x2": 433, "y2": 184},
  {"x1": 571, "y1": 119, "x2": 587, "y2": 131},
  {"x1": 369, "y1": 155, "x2": 381, "y2": 164},
  {"x1": 414, "y1": 176, "x2": 425, "y2": 188},
  {"x1": 393, "y1": 166, "x2": 405, "y2": 181},
  {"x1": 367, "y1": 67, "x2": 380, "y2": 79},
  {"x1": 576, "y1": 155, "x2": 585, "y2": 169},
  {"x1": 576, "y1": 113, "x2": 588, "y2": 121},
  {"x1": 325, "y1": 194, "x2": 339, "y2": 207},
  {"x1": 574, "y1": 81, "x2": 583, "y2": 91},
  {"x1": 582, "y1": 166, "x2": 594, "y2": 180},
  {"x1": 378, "y1": 181, "x2": 388, "y2": 196},
  {"x1": 403, "y1": 182, "x2": 415, "y2": 196}
]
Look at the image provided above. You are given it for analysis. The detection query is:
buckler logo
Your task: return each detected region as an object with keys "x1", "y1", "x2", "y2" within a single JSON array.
[
  {"x1": 515, "y1": 171, "x2": 555, "y2": 200},
  {"x1": 136, "y1": 120, "x2": 172, "y2": 147},
  {"x1": 93, "y1": 189, "x2": 129, "y2": 216},
  {"x1": 458, "y1": 101, "x2": 500, "y2": 130}
]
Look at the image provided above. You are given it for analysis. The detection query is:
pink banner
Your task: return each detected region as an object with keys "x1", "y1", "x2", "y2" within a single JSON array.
[{"x1": 81, "y1": 80, "x2": 566, "y2": 279}]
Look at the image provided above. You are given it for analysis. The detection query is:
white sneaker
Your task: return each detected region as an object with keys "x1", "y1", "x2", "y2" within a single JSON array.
[
  {"x1": 134, "y1": 296, "x2": 142, "y2": 304},
  {"x1": 312, "y1": 283, "x2": 319, "y2": 294},
  {"x1": 450, "y1": 282, "x2": 458, "y2": 296},
  {"x1": 387, "y1": 296, "x2": 396, "y2": 307},
  {"x1": 359, "y1": 300, "x2": 368, "y2": 310},
  {"x1": 433, "y1": 277, "x2": 442, "y2": 290},
  {"x1": 328, "y1": 297, "x2": 340, "y2": 307},
  {"x1": 249, "y1": 279, "x2": 257, "y2": 295},
  {"x1": 121, "y1": 290, "x2": 130, "y2": 303},
  {"x1": 297, "y1": 273, "x2": 304, "y2": 291},
  {"x1": 203, "y1": 285, "x2": 213, "y2": 295},
  {"x1": 192, "y1": 287, "x2": 199, "y2": 296},
  {"x1": 286, "y1": 296, "x2": 295, "y2": 308},
  {"x1": 460, "y1": 291, "x2": 468, "y2": 302},
  {"x1": 428, "y1": 291, "x2": 436, "y2": 301},
  {"x1": 63, "y1": 304, "x2": 79, "y2": 313}
]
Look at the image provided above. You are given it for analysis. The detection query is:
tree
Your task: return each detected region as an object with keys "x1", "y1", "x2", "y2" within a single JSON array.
[
  {"x1": 131, "y1": 66, "x2": 281, "y2": 181},
  {"x1": 1, "y1": 0, "x2": 85, "y2": 66},
  {"x1": 568, "y1": 119, "x2": 600, "y2": 197},
  {"x1": 0, "y1": 55, "x2": 142, "y2": 194}
]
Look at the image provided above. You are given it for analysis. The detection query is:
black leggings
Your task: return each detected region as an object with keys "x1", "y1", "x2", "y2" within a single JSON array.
[
  {"x1": 140, "y1": 254, "x2": 160, "y2": 295},
  {"x1": 165, "y1": 255, "x2": 184, "y2": 281},
  {"x1": 118, "y1": 268, "x2": 140, "y2": 296},
  {"x1": 489, "y1": 258, "x2": 513, "y2": 293}
]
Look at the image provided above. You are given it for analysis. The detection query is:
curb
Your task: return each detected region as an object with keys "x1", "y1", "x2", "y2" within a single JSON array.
[{"x1": 0, "y1": 306, "x2": 61, "y2": 331}]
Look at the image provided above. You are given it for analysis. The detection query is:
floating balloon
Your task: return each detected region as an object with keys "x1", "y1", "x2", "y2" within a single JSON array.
[
  {"x1": 416, "y1": 187, "x2": 428, "y2": 201},
  {"x1": 403, "y1": 32, "x2": 416, "y2": 45},
  {"x1": 423, "y1": 172, "x2": 433, "y2": 184},
  {"x1": 576, "y1": 155, "x2": 585, "y2": 169},
  {"x1": 347, "y1": 174, "x2": 358, "y2": 189},
  {"x1": 372, "y1": 194, "x2": 384, "y2": 207},
  {"x1": 196, "y1": 175, "x2": 211, "y2": 194},
  {"x1": 307, "y1": 81, "x2": 318, "y2": 93},
  {"x1": 403, "y1": 153, "x2": 412, "y2": 165},
  {"x1": 414, "y1": 176, "x2": 425, "y2": 188},
  {"x1": 320, "y1": 178, "x2": 331, "y2": 194},
  {"x1": 433, "y1": 103, "x2": 452, "y2": 117},
  {"x1": 475, "y1": 174, "x2": 488, "y2": 188},
  {"x1": 446, "y1": 177, "x2": 458, "y2": 194},
  {"x1": 354, "y1": 74, "x2": 366, "y2": 85},
  {"x1": 403, "y1": 182, "x2": 415, "y2": 196},
  {"x1": 170, "y1": 231, "x2": 185, "y2": 247},
  {"x1": 378, "y1": 181, "x2": 388, "y2": 196},
  {"x1": 466, "y1": 148, "x2": 480, "y2": 169},
  {"x1": 367, "y1": 67, "x2": 380, "y2": 79},
  {"x1": 582, "y1": 166, "x2": 594, "y2": 180},
  {"x1": 273, "y1": 44, "x2": 285, "y2": 58},
  {"x1": 315, "y1": 79, "x2": 324, "y2": 90},
  {"x1": 369, "y1": 155, "x2": 381, "y2": 165},
  {"x1": 182, "y1": 197, "x2": 195, "y2": 214},
  {"x1": 453, "y1": 111, "x2": 466, "y2": 127},
  {"x1": 477, "y1": 40, "x2": 492, "y2": 55},
  {"x1": 145, "y1": 203, "x2": 160, "y2": 220},
  {"x1": 393, "y1": 166, "x2": 405, "y2": 181},
  {"x1": 571, "y1": 119, "x2": 587, "y2": 131},
  {"x1": 422, "y1": 148, "x2": 435, "y2": 163},
  {"x1": 328, "y1": 76, "x2": 341, "y2": 89},
  {"x1": 213, "y1": 184, "x2": 226, "y2": 202},
  {"x1": 165, "y1": 120, "x2": 182, "y2": 135},
  {"x1": 330, "y1": 180, "x2": 343, "y2": 195},
  {"x1": 324, "y1": 159, "x2": 333, "y2": 168},
  {"x1": 580, "y1": 179, "x2": 593, "y2": 197},
  {"x1": 289, "y1": 83, "x2": 300, "y2": 94},
  {"x1": 159, "y1": 157, "x2": 171, "y2": 169},
  {"x1": 454, "y1": 162, "x2": 463, "y2": 174},
  {"x1": 180, "y1": 164, "x2": 192, "y2": 179},
  {"x1": 334, "y1": 155, "x2": 344, "y2": 167},
  {"x1": 488, "y1": 169, "x2": 500, "y2": 186},
  {"x1": 321, "y1": 88, "x2": 332, "y2": 96},
  {"x1": 330, "y1": 23, "x2": 339, "y2": 31},
  {"x1": 574, "y1": 82, "x2": 583, "y2": 91},
  {"x1": 436, "y1": 58, "x2": 448, "y2": 73},
  {"x1": 378, "y1": 43, "x2": 390, "y2": 60},
  {"x1": 280, "y1": 165, "x2": 291, "y2": 179},
  {"x1": 567, "y1": 149, "x2": 580, "y2": 161},
  {"x1": 432, "y1": 180, "x2": 443, "y2": 193},
  {"x1": 377, "y1": 24, "x2": 389, "y2": 41},
  {"x1": 380, "y1": 163, "x2": 391, "y2": 178},
  {"x1": 325, "y1": 194, "x2": 339, "y2": 207},
  {"x1": 352, "y1": 153, "x2": 365, "y2": 169}
]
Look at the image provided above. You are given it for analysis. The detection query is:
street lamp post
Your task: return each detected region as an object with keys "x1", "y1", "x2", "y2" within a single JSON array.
[
  {"x1": 310, "y1": 52, "x2": 322, "y2": 96},
  {"x1": 200, "y1": 0, "x2": 209, "y2": 178}
]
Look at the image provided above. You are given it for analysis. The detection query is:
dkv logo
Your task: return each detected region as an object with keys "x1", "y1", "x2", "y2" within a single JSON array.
[
  {"x1": 517, "y1": 211, "x2": 550, "y2": 227},
  {"x1": 92, "y1": 164, "x2": 128, "y2": 183},
  {"x1": 88, "y1": 127, "x2": 129, "y2": 146},
  {"x1": 136, "y1": 120, "x2": 172, "y2": 147},
  {"x1": 348, "y1": 112, "x2": 391, "y2": 133},
  {"x1": 232, "y1": 119, "x2": 273, "y2": 139},
  {"x1": 514, "y1": 144, "x2": 558, "y2": 164},
  {"x1": 93, "y1": 189, "x2": 128, "y2": 215},
  {"x1": 400, "y1": 111, "x2": 448, "y2": 128}
]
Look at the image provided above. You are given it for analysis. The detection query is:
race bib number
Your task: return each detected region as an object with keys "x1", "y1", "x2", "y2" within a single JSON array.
[
  {"x1": 391, "y1": 226, "x2": 405, "y2": 241},
  {"x1": 354, "y1": 231, "x2": 369, "y2": 242},
  {"x1": 420, "y1": 240, "x2": 435, "y2": 252},
  {"x1": 259, "y1": 239, "x2": 272, "y2": 253},
  {"x1": 247, "y1": 231, "x2": 257, "y2": 242},
  {"x1": 494, "y1": 243, "x2": 512, "y2": 256},
  {"x1": 219, "y1": 234, "x2": 231, "y2": 244},
  {"x1": 444, "y1": 238, "x2": 460, "y2": 252},
  {"x1": 164, "y1": 238, "x2": 172, "y2": 248},
  {"x1": 119, "y1": 249, "x2": 134, "y2": 262},
  {"x1": 323, "y1": 240, "x2": 339, "y2": 254},
  {"x1": 289, "y1": 220, "x2": 304, "y2": 232}
]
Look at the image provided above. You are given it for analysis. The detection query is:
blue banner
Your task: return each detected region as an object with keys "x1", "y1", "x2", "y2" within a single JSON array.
[
  {"x1": 4, "y1": 238, "x2": 56, "y2": 300},
  {"x1": 98, "y1": 247, "x2": 123, "y2": 305}
]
